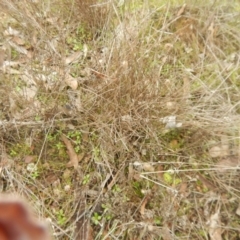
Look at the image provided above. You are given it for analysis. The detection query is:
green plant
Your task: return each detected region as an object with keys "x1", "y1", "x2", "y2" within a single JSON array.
[
  {"x1": 47, "y1": 133, "x2": 58, "y2": 142},
  {"x1": 82, "y1": 174, "x2": 90, "y2": 185},
  {"x1": 163, "y1": 170, "x2": 182, "y2": 186},
  {"x1": 91, "y1": 212, "x2": 101, "y2": 225},
  {"x1": 9, "y1": 143, "x2": 31, "y2": 157},
  {"x1": 66, "y1": 36, "x2": 83, "y2": 51},
  {"x1": 30, "y1": 170, "x2": 39, "y2": 179},
  {"x1": 93, "y1": 147, "x2": 100, "y2": 161},
  {"x1": 154, "y1": 216, "x2": 163, "y2": 226},
  {"x1": 56, "y1": 209, "x2": 67, "y2": 226},
  {"x1": 10, "y1": 149, "x2": 17, "y2": 157},
  {"x1": 56, "y1": 142, "x2": 64, "y2": 150},
  {"x1": 101, "y1": 204, "x2": 113, "y2": 221},
  {"x1": 11, "y1": 48, "x2": 19, "y2": 59},
  {"x1": 27, "y1": 163, "x2": 40, "y2": 180},
  {"x1": 112, "y1": 184, "x2": 121, "y2": 193},
  {"x1": 67, "y1": 130, "x2": 82, "y2": 153},
  {"x1": 132, "y1": 181, "x2": 144, "y2": 198},
  {"x1": 66, "y1": 25, "x2": 89, "y2": 51},
  {"x1": 34, "y1": 114, "x2": 41, "y2": 121}
]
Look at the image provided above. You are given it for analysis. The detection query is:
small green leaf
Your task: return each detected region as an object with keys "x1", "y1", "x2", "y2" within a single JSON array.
[{"x1": 163, "y1": 172, "x2": 173, "y2": 184}]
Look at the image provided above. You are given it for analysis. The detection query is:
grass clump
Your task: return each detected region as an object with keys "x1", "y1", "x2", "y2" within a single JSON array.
[{"x1": 0, "y1": 0, "x2": 240, "y2": 239}]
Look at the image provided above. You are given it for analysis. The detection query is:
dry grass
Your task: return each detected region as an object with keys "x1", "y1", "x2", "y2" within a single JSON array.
[{"x1": 0, "y1": 0, "x2": 240, "y2": 239}]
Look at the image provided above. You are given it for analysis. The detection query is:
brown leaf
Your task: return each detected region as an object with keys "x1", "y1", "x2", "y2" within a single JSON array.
[
  {"x1": 207, "y1": 21, "x2": 215, "y2": 43},
  {"x1": 45, "y1": 174, "x2": 58, "y2": 185},
  {"x1": 61, "y1": 135, "x2": 79, "y2": 169},
  {"x1": 160, "y1": 224, "x2": 172, "y2": 240},
  {"x1": 0, "y1": 49, "x2": 5, "y2": 67},
  {"x1": 0, "y1": 146, "x2": 13, "y2": 169},
  {"x1": 236, "y1": 203, "x2": 240, "y2": 216},
  {"x1": 128, "y1": 163, "x2": 134, "y2": 180},
  {"x1": 12, "y1": 36, "x2": 25, "y2": 45},
  {"x1": 179, "y1": 182, "x2": 188, "y2": 196},
  {"x1": 209, "y1": 145, "x2": 229, "y2": 158},
  {"x1": 177, "y1": 4, "x2": 186, "y2": 16},
  {"x1": 140, "y1": 192, "x2": 151, "y2": 217},
  {"x1": 215, "y1": 157, "x2": 239, "y2": 173},
  {"x1": 209, "y1": 136, "x2": 230, "y2": 158},
  {"x1": 65, "y1": 51, "x2": 82, "y2": 65},
  {"x1": 208, "y1": 211, "x2": 222, "y2": 240},
  {"x1": 24, "y1": 155, "x2": 36, "y2": 164},
  {"x1": 75, "y1": 218, "x2": 94, "y2": 240},
  {"x1": 156, "y1": 164, "x2": 164, "y2": 180},
  {"x1": 142, "y1": 163, "x2": 154, "y2": 172},
  {"x1": 65, "y1": 74, "x2": 78, "y2": 90},
  {"x1": 78, "y1": 152, "x2": 85, "y2": 163}
]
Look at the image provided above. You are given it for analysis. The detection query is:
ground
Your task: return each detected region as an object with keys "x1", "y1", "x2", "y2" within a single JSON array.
[{"x1": 0, "y1": 0, "x2": 240, "y2": 239}]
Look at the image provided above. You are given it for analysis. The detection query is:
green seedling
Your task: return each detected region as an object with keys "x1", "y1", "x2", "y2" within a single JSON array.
[
  {"x1": 31, "y1": 171, "x2": 39, "y2": 179},
  {"x1": 9, "y1": 143, "x2": 32, "y2": 157},
  {"x1": 66, "y1": 24, "x2": 90, "y2": 52},
  {"x1": 82, "y1": 174, "x2": 90, "y2": 185},
  {"x1": 67, "y1": 130, "x2": 82, "y2": 153},
  {"x1": 101, "y1": 204, "x2": 113, "y2": 220},
  {"x1": 154, "y1": 216, "x2": 162, "y2": 226},
  {"x1": 10, "y1": 149, "x2": 18, "y2": 157},
  {"x1": 47, "y1": 133, "x2": 58, "y2": 142},
  {"x1": 30, "y1": 169, "x2": 39, "y2": 179},
  {"x1": 56, "y1": 142, "x2": 64, "y2": 150},
  {"x1": 112, "y1": 184, "x2": 121, "y2": 193},
  {"x1": 132, "y1": 181, "x2": 144, "y2": 198},
  {"x1": 34, "y1": 114, "x2": 41, "y2": 121},
  {"x1": 56, "y1": 209, "x2": 67, "y2": 226},
  {"x1": 91, "y1": 212, "x2": 101, "y2": 225},
  {"x1": 163, "y1": 171, "x2": 182, "y2": 186},
  {"x1": 93, "y1": 147, "x2": 100, "y2": 161},
  {"x1": 11, "y1": 48, "x2": 19, "y2": 59},
  {"x1": 27, "y1": 163, "x2": 40, "y2": 180}
]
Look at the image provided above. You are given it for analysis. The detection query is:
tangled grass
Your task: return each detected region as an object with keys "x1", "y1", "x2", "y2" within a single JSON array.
[{"x1": 0, "y1": 0, "x2": 240, "y2": 239}]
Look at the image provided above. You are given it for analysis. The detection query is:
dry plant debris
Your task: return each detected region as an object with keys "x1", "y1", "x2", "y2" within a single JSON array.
[
  {"x1": 61, "y1": 135, "x2": 79, "y2": 169},
  {"x1": 0, "y1": 0, "x2": 240, "y2": 239},
  {"x1": 208, "y1": 210, "x2": 223, "y2": 240}
]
